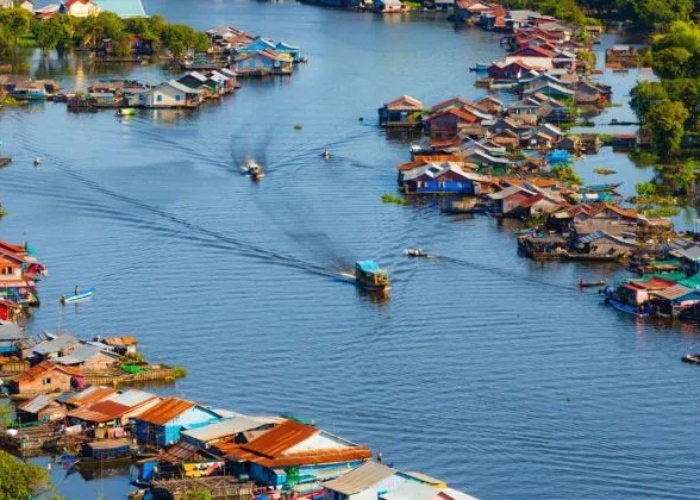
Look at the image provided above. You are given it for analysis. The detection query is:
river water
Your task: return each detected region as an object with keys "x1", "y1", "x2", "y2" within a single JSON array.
[{"x1": 1, "y1": 2, "x2": 699, "y2": 499}]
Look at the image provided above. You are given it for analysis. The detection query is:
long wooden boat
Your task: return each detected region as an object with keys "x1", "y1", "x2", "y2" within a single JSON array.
[
  {"x1": 582, "y1": 183, "x2": 622, "y2": 193},
  {"x1": 340, "y1": 261, "x2": 391, "y2": 292},
  {"x1": 60, "y1": 288, "x2": 95, "y2": 304}
]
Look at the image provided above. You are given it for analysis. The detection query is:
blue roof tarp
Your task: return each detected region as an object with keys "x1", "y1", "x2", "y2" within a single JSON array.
[{"x1": 356, "y1": 261, "x2": 380, "y2": 272}]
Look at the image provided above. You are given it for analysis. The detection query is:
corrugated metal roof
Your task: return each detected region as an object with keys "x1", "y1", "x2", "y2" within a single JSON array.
[
  {"x1": 95, "y1": 0, "x2": 146, "y2": 17},
  {"x1": 652, "y1": 284, "x2": 697, "y2": 301},
  {"x1": 402, "y1": 471, "x2": 445, "y2": 486},
  {"x1": 181, "y1": 415, "x2": 279, "y2": 443},
  {"x1": 17, "y1": 394, "x2": 55, "y2": 414},
  {"x1": 68, "y1": 399, "x2": 133, "y2": 423},
  {"x1": 243, "y1": 420, "x2": 318, "y2": 458},
  {"x1": 323, "y1": 462, "x2": 396, "y2": 495},
  {"x1": 104, "y1": 389, "x2": 155, "y2": 407},
  {"x1": 0, "y1": 323, "x2": 24, "y2": 341},
  {"x1": 136, "y1": 397, "x2": 195, "y2": 426},
  {"x1": 65, "y1": 386, "x2": 117, "y2": 407},
  {"x1": 219, "y1": 443, "x2": 372, "y2": 468},
  {"x1": 54, "y1": 344, "x2": 118, "y2": 366},
  {"x1": 380, "y1": 481, "x2": 439, "y2": 500},
  {"x1": 33, "y1": 334, "x2": 79, "y2": 355}
]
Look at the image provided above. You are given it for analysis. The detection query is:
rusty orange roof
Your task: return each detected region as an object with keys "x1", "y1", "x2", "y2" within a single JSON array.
[
  {"x1": 102, "y1": 336, "x2": 137, "y2": 346},
  {"x1": 215, "y1": 440, "x2": 372, "y2": 468},
  {"x1": 68, "y1": 400, "x2": 132, "y2": 423},
  {"x1": 135, "y1": 397, "x2": 194, "y2": 426},
  {"x1": 589, "y1": 202, "x2": 638, "y2": 219},
  {"x1": 244, "y1": 420, "x2": 318, "y2": 458},
  {"x1": 398, "y1": 160, "x2": 428, "y2": 172},
  {"x1": 12, "y1": 361, "x2": 82, "y2": 383},
  {"x1": 65, "y1": 386, "x2": 117, "y2": 408}
]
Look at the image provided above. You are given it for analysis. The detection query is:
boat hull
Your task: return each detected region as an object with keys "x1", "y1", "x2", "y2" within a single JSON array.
[{"x1": 606, "y1": 297, "x2": 651, "y2": 317}]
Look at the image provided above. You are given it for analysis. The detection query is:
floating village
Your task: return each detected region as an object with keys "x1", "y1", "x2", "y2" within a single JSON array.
[{"x1": 1, "y1": 0, "x2": 700, "y2": 498}]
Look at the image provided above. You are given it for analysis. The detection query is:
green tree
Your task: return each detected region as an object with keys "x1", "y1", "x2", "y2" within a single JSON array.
[
  {"x1": 635, "y1": 181, "x2": 657, "y2": 196},
  {"x1": 630, "y1": 81, "x2": 668, "y2": 122},
  {"x1": 646, "y1": 100, "x2": 689, "y2": 160},
  {"x1": 631, "y1": 0, "x2": 693, "y2": 31},
  {"x1": 0, "y1": 449, "x2": 52, "y2": 499},
  {"x1": 654, "y1": 47, "x2": 692, "y2": 78},
  {"x1": 32, "y1": 18, "x2": 63, "y2": 55},
  {"x1": 663, "y1": 79, "x2": 700, "y2": 130},
  {"x1": 0, "y1": 7, "x2": 33, "y2": 49}
]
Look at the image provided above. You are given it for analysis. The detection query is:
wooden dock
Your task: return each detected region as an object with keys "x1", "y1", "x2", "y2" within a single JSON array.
[
  {"x1": 150, "y1": 477, "x2": 254, "y2": 500},
  {"x1": 84, "y1": 366, "x2": 178, "y2": 387},
  {"x1": 0, "y1": 157, "x2": 12, "y2": 168}
]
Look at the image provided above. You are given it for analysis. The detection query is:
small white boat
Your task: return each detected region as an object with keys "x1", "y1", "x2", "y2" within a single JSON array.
[
  {"x1": 322, "y1": 150, "x2": 331, "y2": 160},
  {"x1": 33, "y1": 157, "x2": 42, "y2": 166},
  {"x1": 60, "y1": 287, "x2": 95, "y2": 304}
]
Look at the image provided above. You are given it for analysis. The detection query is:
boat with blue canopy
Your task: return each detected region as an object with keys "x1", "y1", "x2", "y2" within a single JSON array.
[{"x1": 353, "y1": 261, "x2": 390, "y2": 291}]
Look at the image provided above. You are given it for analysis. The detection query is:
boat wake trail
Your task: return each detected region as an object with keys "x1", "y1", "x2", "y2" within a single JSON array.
[
  {"x1": 17, "y1": 145, "x2": 351, "y2": 283},
  {"x1": 431, "y1": 255, "x2": 582, "y2": 294}
]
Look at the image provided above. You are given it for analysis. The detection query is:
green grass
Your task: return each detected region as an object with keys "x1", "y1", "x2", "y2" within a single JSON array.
[{"x1": 172, "y1": 366, "x2": 188, "y2": 379}]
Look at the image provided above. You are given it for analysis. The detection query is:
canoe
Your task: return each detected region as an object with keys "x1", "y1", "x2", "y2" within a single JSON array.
[
  {"x1": 578, "y1": 280, "x2": 606, "y2": 288},
  {"x1": 61, "y1": 288, "x2": 95, "y2": 304},
  {"x1": 117, "y1": 108, "x2": 136, "y2": 116}
]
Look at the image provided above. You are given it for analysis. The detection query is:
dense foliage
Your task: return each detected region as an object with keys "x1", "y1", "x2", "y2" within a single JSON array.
[
  {"x1": 0, "y1": 449, "x2": 52, "y2": 499},
  {"x1": 501, "y1": 0, "x2": 599, "y2": 28},
  {"x1": 0, "y1": 8, "x2": 208, "y2": 58}
]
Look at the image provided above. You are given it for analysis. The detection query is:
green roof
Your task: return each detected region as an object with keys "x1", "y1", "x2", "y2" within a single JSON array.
[
  {"x1": 679, "y1": 273, "x2": 700, "y2": 289},
  {"x1": 97, "y1": 0, "x2": 146, "y2": 17},
  {"x1": 638, "y1": 271, "x2": 687, "y2": 283}
]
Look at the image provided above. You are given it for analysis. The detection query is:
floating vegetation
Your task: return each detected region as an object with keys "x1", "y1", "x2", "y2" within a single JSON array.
[
  {"x1": 293, "y1": 124, "x2": 303, "y2": 131},
  {"x1": 381, "y1": 193, "x2": 407, "y2": 205},
  {"x1": 172, "y1": 366, "x2": 188, "y2": 379},
  {"x1": 641, "y1": 205, "x2": 681, "y2": 218},
  {"x1": 593, "y1": 168, "x2": 617, "y2": 175}
]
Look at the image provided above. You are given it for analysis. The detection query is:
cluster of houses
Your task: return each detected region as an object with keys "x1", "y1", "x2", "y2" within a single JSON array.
[
  {"x1": 1, "y1": 331, "x2": 479, "y2": 499},
  {"x1": 379, "y1": 90, "x2": 607, "y2": 158},
  {"x1": 203, "y1": 25, "x2": 305, "y2": 77},
  {"x1": 0, "y1": 0, "x2": 146, "y2": 19},
  {"x1": 602, "y1": 241, "x2": 700, "y2": 320},
  {"x1": 0, "y1": 238, "x2": 45, "y2": 316},
  {"x1": 67, "y1": 70, "x2": 238, "y2": 110}
]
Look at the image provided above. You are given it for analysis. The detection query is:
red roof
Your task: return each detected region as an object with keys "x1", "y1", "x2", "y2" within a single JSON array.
[
  {"x1": 425, "y1": 108, "x2": 478, "y2": 124},
  {"x1": 64, "y1": 0, "x2": 94, "y2": 7},
  {"x1": 510, "y1": 46, "x2": 556, "y2": 58},
  {"x1": 136, "y1": 397, "x2": 194, "y2": 426}
]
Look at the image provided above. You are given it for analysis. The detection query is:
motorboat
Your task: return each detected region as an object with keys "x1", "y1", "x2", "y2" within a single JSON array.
[
  {"x1": 242, "y1": 160, "x2": 265, "y2": 180},
  {"x1": 405, "y1": 248, "x2": 426, "y2": 258}
]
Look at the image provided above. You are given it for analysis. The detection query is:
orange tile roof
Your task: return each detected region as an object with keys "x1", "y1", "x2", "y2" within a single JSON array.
[
  {"x1": 12, "y1": 361, "x2": 82, "y2": 383},
  {"x1": 589, "y1": 202, "x2": 638, "y2": 219},
  {"x1": 136, "y1": 397, "x2": 194, "y2": 426},
  {"x1": 65, "y1": 386, "x2": 117, "y2": 407}
]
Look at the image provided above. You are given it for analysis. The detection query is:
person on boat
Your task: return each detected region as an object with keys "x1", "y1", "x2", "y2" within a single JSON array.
[
  {"x1": 377, "y1": 450, "x2": 383, "y2": 464},
  {"x1": 74, "y1": 285, "x2": 79, "y2": 296},
  {"x1": 60, "y1": 295, "x2": 66, "y2": 305}
]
